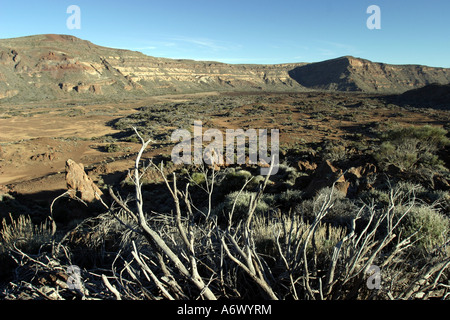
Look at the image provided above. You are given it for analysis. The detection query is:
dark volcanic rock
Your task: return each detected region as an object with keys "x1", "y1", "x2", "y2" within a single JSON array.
[
  {"x1": 393, "y1": 83, "x2": 450, "y2": 110},
  {"x1": 304, "y1": 160, "x2": 350, "y2": 198}
]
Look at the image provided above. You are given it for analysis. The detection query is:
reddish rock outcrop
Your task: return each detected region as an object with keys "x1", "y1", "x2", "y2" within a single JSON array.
[
  {"x1": 347, "y1": 163, "x2": 376, "y2": 180},
  {"x1": 65, "y1": 159, "x2": 103, "y2": 203},
  {"x1": 297, "y1": 160, "x2": 318, "y2": 173},
  {"x1": 3, "y1": 35, "x2": 449, "y2": 103},
  {"x1": 345, "y1": 163, "x2": 377, "y2": 194},
  {"x1": 304, "y1": 160, "x2": 350, "y2": 197}
]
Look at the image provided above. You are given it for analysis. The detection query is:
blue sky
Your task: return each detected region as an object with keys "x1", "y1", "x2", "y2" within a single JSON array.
[{"x1": 0, "y1": 0, "x2": 449, "y2": 67}]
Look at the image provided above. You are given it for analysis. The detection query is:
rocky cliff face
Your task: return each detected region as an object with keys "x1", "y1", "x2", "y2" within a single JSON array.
[
  {"x1": 289, "y1": 56, "x2": 450, "y2": 93},
  {"x1": 0, "y1": 34, "x2": 305, "y2": 103},
  {"x1": 1, "y1": 34, "x2": 450, "y2": 103}
]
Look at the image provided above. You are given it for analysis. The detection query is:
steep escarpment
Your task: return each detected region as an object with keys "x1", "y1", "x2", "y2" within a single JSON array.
[
  {"x1": 289, "y1": 56, "x2": 450, "y2": 93},
  {"x1": 0, "y1": 34, "x2": 305, "y2": 103},
  {"x1": 1, "y1": 34, "x2": 450, "y2": 103}
]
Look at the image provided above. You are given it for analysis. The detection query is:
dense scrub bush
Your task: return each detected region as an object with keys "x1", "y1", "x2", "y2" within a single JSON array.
[
  {"x1": 277, "y1": 189, "x2": 304, "y2": 207},
  {"x1": 214, "y1": 190, "x2": 276, "y2": 220},
  {"x1": 110, "y1": 95, "x2": 260, "y2": 142},
  {"x1": 189, "y1": 172, "x2": 207, "y2": 185},
  {"x1": 296, "y1": 187, "x2": 360, "y2": 226},
  {"x1": 216, "y1": 168, "x2": 255, "y2": 193},
  {"x1": 359, "y1": 188, "x2": 390, "y2": 207},
  {"x1": 375, "y1": 125, "x2": 449, "y2": 177},
  {"x1": 322, "y1": 142, "x2": 347, "y2": 162},
  {"x1": 395, "y1": 204, "x2": 450, "y2": 256},
  {"x1": 275, "y1": 163, "x2": 301, "y2": 186},
  {"x1": 3, "y1": 123, "x2": 450, "y2": 300},
  {"x1": 104, "y1": 143, "x2": 121, "y2": 153}
]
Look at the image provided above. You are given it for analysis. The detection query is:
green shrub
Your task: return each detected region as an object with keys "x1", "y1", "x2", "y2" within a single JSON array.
[
  {"x1": 396, "y1": 204, "x2": 449, "y2": 256},
  {"x1": 218, "y1": 169, "x2": 254, "y2": 193},
  {"x1": 297, "y1": 187, "x2": 359, "y2": 226},
  {"x1": 322, "y1": 142, "x2": 347, "y2": 162},
  {"x1": 190, "y1": 172, "x2": 206, "y2": 185},
  {"x1": 276, "y1": 163, "x2": 301, "y2": 186},
  {"x1": 215, "y1": 191, "x2": 276, "y2": 220},
  {"x1": 104, "y1": 143, "x2": 121, "y2": 153},
  {"x1": 278, "y1": 189, "x2": 304, "y2": 208},
  {"x1": 375, "y1": 125, "x2": 449, "y2": 174}
]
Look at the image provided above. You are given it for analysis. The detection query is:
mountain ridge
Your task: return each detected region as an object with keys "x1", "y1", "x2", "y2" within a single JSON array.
[
  {"x1": 1, "y1": 34, "x2": 450, "y2": 103},
  {"x1": 288, "y1": 55, "x2": 450, "y2": 92},
  {"x1": 391, "y1": 82, "x2": 450, "y2": 110}
]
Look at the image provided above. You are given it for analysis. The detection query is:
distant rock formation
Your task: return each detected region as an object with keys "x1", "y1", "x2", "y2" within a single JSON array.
[
  {"x1": 394, "y1": 83, "x2": 450, "y2": 109},
  {"x1": 289, "y1": 56, "x2": 450, "y2": 93},
  {"x1": 0, "y1": 34, "x2": 305, "y2": 103},
  {"x1": 1, "y1": 34, "x2": 450, "y2": 103}
]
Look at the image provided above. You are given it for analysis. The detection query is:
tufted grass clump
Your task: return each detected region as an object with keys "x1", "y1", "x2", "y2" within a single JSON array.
[
  {"x1": 252, "y1": 213, "x2": 346, "y2": 262},
  {"x1": 0, "y1": 214, "x2": 53, "y2": 254}
]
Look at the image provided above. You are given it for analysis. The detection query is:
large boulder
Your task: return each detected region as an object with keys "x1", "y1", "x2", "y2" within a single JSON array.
[
  {"x1": 304, "y1": 160, "x2": 350, "y2": 198},
  {"x1": 65, "y1": 159, "x2": 103, "y2": 203},
  {"x1": 345, "y1": 163, "x2": 377, "y2": 195}
]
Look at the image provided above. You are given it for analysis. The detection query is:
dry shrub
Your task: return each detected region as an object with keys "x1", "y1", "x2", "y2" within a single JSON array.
[
  {"x1": 375, "y1": 125, "x2": 449, "y2": 178},
  {"x1": 252, "y1": 213, "x2": 346, "y2": 262},
  {"x1": 4, "y1": 128, "x2": 450, "y2": 301},
  {"x1": 0, "y1": 214, "x2": 53, "y2": 254}
]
